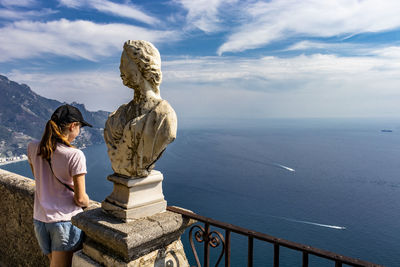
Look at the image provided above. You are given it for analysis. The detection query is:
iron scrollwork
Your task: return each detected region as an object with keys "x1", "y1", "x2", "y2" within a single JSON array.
[{"x1": 189, "y1": 224, "x2": 225, "y2": 267}]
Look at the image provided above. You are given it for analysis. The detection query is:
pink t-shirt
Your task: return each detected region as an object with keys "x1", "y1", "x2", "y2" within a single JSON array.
[{"x1": 28, "y1": 141, "x2": 87, "y2": 222}]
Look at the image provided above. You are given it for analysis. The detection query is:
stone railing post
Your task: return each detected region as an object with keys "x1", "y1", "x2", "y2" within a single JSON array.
[{"x1": 71, "y1": 203, "x2": 194, "y2": 267}]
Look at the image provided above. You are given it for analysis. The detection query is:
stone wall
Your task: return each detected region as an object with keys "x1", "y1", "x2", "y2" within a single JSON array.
[{"x1": 0, "y1": 168, "x2": 48, "y2": 267}]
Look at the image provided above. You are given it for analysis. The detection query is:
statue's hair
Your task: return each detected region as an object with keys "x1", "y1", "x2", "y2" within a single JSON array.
[{"x1": 123, "y1": 40, "x2": 162, "y2": 93}]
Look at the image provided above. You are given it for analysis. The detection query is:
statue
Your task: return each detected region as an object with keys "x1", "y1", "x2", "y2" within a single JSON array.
[
  {"x1": 74, "y1": 41, "x2": 191, "y2": 267},
  {"x1": 104, "y1": 40, "x2": 177, "y2": 178}
]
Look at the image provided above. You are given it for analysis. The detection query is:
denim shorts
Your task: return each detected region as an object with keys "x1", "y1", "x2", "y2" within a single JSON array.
[{"x1": 33, "y1": 219, "x2": 83, "y2": 255}]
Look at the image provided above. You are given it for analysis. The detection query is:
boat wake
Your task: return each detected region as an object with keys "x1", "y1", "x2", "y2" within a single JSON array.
[
  {"x1": 235, "y1": 156, "x2": 296, "y2": 173},
  {"x1": 271, "y1": 216, "x2": 346, "y2": 230},
  {"x1": 273, "y1": 163, "x2": 295, "y2": 172}
]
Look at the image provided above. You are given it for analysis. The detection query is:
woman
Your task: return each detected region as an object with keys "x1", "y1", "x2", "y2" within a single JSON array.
[{"x1": 27, "y1": 104, "x2": 91, "y2": 267}]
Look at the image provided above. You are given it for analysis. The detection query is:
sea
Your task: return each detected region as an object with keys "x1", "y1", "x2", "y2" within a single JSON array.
[{"x1": 2, "y1": 118, "x2": 399, "y2": 267}]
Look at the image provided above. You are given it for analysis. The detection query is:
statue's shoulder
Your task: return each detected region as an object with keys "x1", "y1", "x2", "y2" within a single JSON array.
[
  {"x1": 154, "y1": 99, "x2": 176, "y2": 116},
  {"x1": 108, "y1": 101, "x2": 133, "y2": 119},
  {"x1": 153, "y1": 100, "x2": 177, "y2": 134}
]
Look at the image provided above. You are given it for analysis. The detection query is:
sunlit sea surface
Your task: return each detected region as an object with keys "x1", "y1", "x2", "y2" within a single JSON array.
[{"x1": 3, "y1": 118, "x2": 400, "y2": 267}]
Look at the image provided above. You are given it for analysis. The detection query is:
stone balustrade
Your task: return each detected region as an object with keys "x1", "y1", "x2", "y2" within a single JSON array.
[{"x1": 0, "y1": 168, "x2": 48, "y2": 266}]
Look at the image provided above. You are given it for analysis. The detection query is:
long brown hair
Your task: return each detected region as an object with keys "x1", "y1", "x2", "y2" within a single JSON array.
[{"x1": 38, "y1": 120, "x2": 73, "y2": 160}]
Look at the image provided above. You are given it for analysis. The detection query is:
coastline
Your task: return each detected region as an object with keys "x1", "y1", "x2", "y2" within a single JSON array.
[
  {"x1": 0, "y1": 158, "x2": 28, "y2": 166},
  {"x1": 0, "y1": 144, "x2": 88, "y2": 167}
]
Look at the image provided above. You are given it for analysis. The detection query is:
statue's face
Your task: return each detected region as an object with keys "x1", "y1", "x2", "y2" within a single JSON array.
[{"x1": 120, "y1": 50, "x2": 141, "y2": 90}]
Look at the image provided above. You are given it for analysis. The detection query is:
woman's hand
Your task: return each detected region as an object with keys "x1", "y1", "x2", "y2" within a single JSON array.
[{"x1": 73, "y1": 174, "x2": 90, "y2": 207}]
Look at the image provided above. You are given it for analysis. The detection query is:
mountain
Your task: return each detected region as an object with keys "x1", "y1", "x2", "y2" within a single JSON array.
[{"x1": 0, "y1": 75, "x2": 109, "y2": 157}]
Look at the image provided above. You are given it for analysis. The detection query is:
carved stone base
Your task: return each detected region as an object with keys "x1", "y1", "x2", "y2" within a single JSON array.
[
  {"x1": 72, "y1": 250, "x2": 101, "y2": 267},
  {"x1": 71, "y1": 207, "x2": 195, "y2": 267},
  {"x1": 101, "y1": 170, "x2": 166, "y2": 221},
  {"x1": 73, "y1": 239, "x2": 189, "y2": 267}
]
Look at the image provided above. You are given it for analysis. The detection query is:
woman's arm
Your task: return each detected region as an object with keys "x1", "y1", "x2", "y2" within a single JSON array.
[{"x1": 73, "y1": 174, "x2": 90, "y2": 207}]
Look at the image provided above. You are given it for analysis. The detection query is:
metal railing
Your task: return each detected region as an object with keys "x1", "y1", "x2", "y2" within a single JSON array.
[{"x1": 167, "y1": 206, "x2": 383, "y2": 267}]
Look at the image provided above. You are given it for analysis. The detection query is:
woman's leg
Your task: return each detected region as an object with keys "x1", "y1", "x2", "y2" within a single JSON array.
[
  {"x1": 33, "y1": 220, "x2": 52, "y2": 259},
  {"x1": 49, "y1": 221, "x2": 83, "y2": 267},
  {"x1": 50, "y1": 251, "x2": 73, "y2": 267}
]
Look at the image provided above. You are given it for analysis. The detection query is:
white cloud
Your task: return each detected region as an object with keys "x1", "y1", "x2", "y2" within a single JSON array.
[
  {"x1": 58, "y1": 0, "x2": 81, "y2": 8},
  {"x1": 163, "y1": 54, "x2": 399, "y2": 83},
  {"x1": 285, "y1": 41, "x2": 384, "y2": 57},
  {"x1": 7, "y1": 69, "x2": 131, "y2": 112},
  {"x1": 0, "y1": 8, "x2": 56, "y2": 19},
  {"x1": 161, "y1": 52, "x2": 400, "y2": 118},
  {"x1": 287, "y1": 41, "x2": 342, "y2": 51},
  {"x1": 0, "y1": 19, "x2": 178, "y2": 62},
  {"x1": 218, "y1": 0, "x2": 400, "y2": 54},
  {"x1": 175, "y1": 0, "x2": 237, "y2": 32},
  {"x1": 58, "y1": 0, "x2": 159, "y2": 25},
  {"x1": 372, "y1": 46, "x2": 400, "y2": 58},
  {"x1": 0, "y1": 0, "x2": 36, "y2": 7}
]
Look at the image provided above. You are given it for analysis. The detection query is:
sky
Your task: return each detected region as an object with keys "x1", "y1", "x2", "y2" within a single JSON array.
[{"x1": 1, "y1": 0, "x2": 400, "y2": 119}]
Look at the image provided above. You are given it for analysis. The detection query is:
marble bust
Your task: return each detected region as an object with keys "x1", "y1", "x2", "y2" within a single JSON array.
[{"x1": 104, "y1": 40, "x2": 177, "y2": 177}]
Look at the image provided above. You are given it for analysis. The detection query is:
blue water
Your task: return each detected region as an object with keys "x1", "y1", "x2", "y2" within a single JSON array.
[{"x1": 3, "y1": 118, "x2": 400, "y2": 266}]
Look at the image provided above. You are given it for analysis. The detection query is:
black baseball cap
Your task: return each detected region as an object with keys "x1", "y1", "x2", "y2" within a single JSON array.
[{"x1": 51, "y1": 104, "x2": 93, "y2": 127}]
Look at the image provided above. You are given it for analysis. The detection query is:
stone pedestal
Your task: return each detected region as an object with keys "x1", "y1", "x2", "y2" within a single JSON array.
[
  {"x1": 101, "y1": 170, "x2": 167, "y2": 221},
  {"x1": 71, "y1": 206, "x2": 195, "y2": 267}
]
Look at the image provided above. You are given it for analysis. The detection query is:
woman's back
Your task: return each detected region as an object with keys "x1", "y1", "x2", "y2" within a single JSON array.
[{"x1": 28, "y1": 141, "x2": 85, "y2": 223}]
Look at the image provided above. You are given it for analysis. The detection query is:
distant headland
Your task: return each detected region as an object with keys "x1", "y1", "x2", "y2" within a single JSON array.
[{"x1": 0, "y1": 74, "x2": 109, "y2": 160}]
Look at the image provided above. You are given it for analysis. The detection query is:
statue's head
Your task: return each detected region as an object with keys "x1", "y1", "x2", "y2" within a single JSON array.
[{"x1": 120, "y1": 40, "x2": 162, "y2": 94}]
